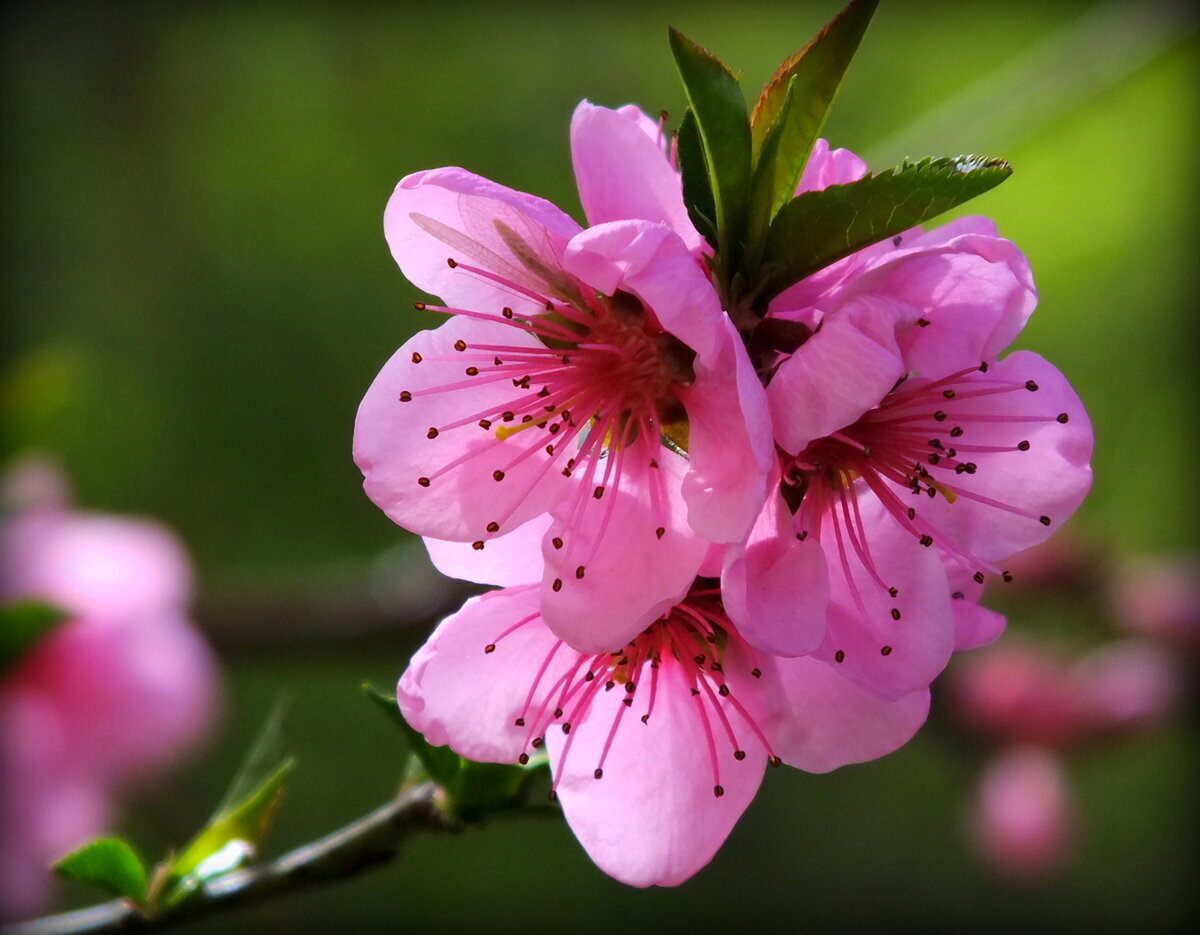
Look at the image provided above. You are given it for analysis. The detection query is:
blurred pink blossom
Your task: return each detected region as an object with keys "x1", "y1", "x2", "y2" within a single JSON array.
[
  {"x1": 1110, "y1": 555, "x2": 1200, "y2": 653},
  {"x1": 971, "y1": 747, "x2": 1075, "y2": 880},
  {"x1": 952, "y1": 636, "x2": 1183, "y2": 881},
  {"x1": 1, "y1": 458, "x2": 219, "y2": 921},
  {"x1": 950, "y1": 638, "x2": 1182, "y2": 749}
]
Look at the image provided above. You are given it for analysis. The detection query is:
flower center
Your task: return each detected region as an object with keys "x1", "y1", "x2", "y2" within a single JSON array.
[
  {"x1": 784, "y1": 362, "x2": 1067, "y2": 583},
  {"x1": 487, "y1": 582, "x2": 780, "y2": 798},
  {"x1": 401, "y1": 259, "x2": 695, "y2": 549}
]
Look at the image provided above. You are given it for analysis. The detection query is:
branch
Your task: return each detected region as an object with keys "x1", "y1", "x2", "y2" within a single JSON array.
[{"x1": 4, "y1": 782, "x2": 544, "y2": 935}]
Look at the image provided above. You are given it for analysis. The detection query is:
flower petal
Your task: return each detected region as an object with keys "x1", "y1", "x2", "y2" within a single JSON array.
[
  {"x1": 570, "y1": 102, "x2": 703, "y2": 254},
  {"x1": 813, "y1": 496, "x2": 955, "y2": 699},
  {"x1": 563, "y1": 219, "x2": 724, "y2": 360},
  {"x1": 794, "y1": 138, "x2": 868, "y2": 195},
  {"x1": 546, "y1": 651, "x2": 767, "y2": 887},
  {"x1": 679, "y1": 317, "x2": 773, "y2": 543},
  {"x1": 942, "y1": 555, "x2": 1007, "y2": 651},
  {"x1": 423, "y1": 515, "x2": 551, "y2": 588},
  {"x1": 354, "y1": 316, "x2": 569, "y2": 541},
  {"x1": 768, "y1": 294, "x2": 913, "y2": 454},
  {"x1": 539, "y1": 455, "x2": 707, "y2": 653},
  {"x1": 973, "y1": 747, "x2": 1074, "y2": 878},
  {"x1": 848, "y1": 224, "x2": 1037, "y2": 380},
  {"x1": 765, "y1": 654, "x2": 929, "y2": 773},
  {"x1": 384, "y1": 167, "x2": 582, "y2": 315},
  {"x1": 914, "y1": 351, "x2": 1093, "y2": 562},
  {"x1": 5, "y1": 512, "x2": 191, "y2": 624},
  {"x1": 722, "y1": 491, "x2": 828, "y2": 656},
  {"x1": 396, "y1": 585, "x2": 565, "y2": 763}
]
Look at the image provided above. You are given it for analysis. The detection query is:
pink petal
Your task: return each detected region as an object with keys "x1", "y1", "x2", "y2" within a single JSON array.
[
  {"x1": 396, "y1": 585, "x2": 566, "y2": 763},
  {"x1": 942, "y1": 555, "x2": 1007, "y2": 651},
  {"x1": 562, "y1": 219, "x2": 724, "y2": 360},
  {"x1": 765, "y1": 654, "x2": 929, "y2": 772},
  {"x1": 813, "y1": 496, "x2": 956, "y2": 699},
  {"x1": 423, "y1": 515, "x2": 551, "y2": 588},
  {"x1": 0, "y1": 688, "x2": 111, "y2": 918},
  {"x1": 539, "y1": 455, "x2": 707, "y2": 653},
  {"x1": 768, "y1": 294, "x2": 913, "y2": 454},
  {"x1": 972, "y1": 747, "x2": 1074, "y2": 879},
  {"x1": 794, "y1": 138, "x2": 868, "y2": 194},
  {"x1": 18, "y1": 615, "x2": 218, "y2": 786},
  {"x1": 384, "y1": 167, "x2": 582, "y2": 316},
  {"x1": 354, "y1": 315, "x2": 569, "y2": 541},
  {"x1": 1072, "y1": 640, "x2": 1182, "y2": 734},
  {"x1": 913, "y1": 351, "x2": 1093, "y2": 562},
  {"x1": 570, "y1": 102, "x2": 703, "y2": 253},
  {"x1": 678, "y1": 316, "x2": 773, "y2": 542},
  {"x1": 564, "y1": 223, "x2": 769, "y2": 541},
  {"x1": 4, "y1": 513, "x2": 191, "y2": 624},
  {"x1": 1110, "y1": 555, "x2": 1200, "y2": 650},
  {"x1": 545, "y1": 649, "x2": 767, "y2": 887},
  {"x1": 721, "y1": 490, "x2": 829, "y2": 656},
  {"x1": 851, "y1": 227, "x2": 1037, "y2": 381},
  {"x1": 949, "y1": 642, "x2": 1086, "y2": 747}
]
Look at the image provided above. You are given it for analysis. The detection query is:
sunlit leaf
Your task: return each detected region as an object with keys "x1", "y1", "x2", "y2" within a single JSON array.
[
  {"x1": 668, "y1": 29, "x2": 751, "y2": 267},
  {"x1": 755, "y1": 155, "x2": 1012, "y2": 305},
  {"x1": 211, "y1": 700, "x2": 289, "y2": 818},
  {"x1": 158, "y1": 703, "x2": 295, "y2": 907},
  {"x1": 744, "y1": 74, "x2": 798, "y2": 268},
  {"x1": 1, "y1": 600, "x2": 68, "y2": 675},
  {"x1": 53, "y1": 837, "x2": 149, "y2": 905},
  {"x1": 749, "y1": 0, "x2": 878, "y2": 213}
]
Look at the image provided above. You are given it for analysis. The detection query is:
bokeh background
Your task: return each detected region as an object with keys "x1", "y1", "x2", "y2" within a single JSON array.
[{"x1": 3, "y1": 0, "x2": 1197, "y2": 931}]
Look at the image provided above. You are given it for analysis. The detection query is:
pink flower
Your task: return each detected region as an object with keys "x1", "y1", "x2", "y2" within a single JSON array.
[
  {"x1": 1110, "y1": 555, "x2": 1200, "y2": 654},
  {"x1": 722, "y1": 143, "x2": 1092, "y2": 696},
  {"x1": 354, "y1": 105, "x2": 771, "y2": 654},
  {"x1": 971, "y1": 747, "x2": 1075, "y2": 880},
  {"x1": 953, "y1": 637, "x2": 1181, "y2": 882},
  {"x1": 1, "y1": 459, "x2": 218, "y2": 920},
  {"x1": 397, "y1": 567, "x2": 928, "y2": 887},
  {"x1": 949, "y1": 638, "x2": 1182, "y2": 749}
]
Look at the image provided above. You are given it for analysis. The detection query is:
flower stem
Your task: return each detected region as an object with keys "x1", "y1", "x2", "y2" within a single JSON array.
[{"x1": 3, "y1": 782, "x2": 549, "y2": 935}]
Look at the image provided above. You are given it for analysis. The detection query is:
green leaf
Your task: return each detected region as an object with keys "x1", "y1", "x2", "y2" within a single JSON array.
[
  {"x1": 53, "y1": 837, "x2": 149, "y2": 905},
  {"x1": 744, "y1": 0, "x2": 877, "y2": 277},
  {"x1": 744, "y1": 75, "x2": 798, "y2": 270},
  {"x1": 212, "y1": 699, "x2": 289, "y2": 818},
  {"x1": 158, "y1": 702, "x2": 295, "y2": 907},
  {"x1": 668, "y1": 29, "x2": 751, "y2": 268},
  {"x1": 1, "y1": 600, "x2": 68, "y2": 675},
  {"x1": 756, "y1": 155, "x2": 1012, "y2": 305},
  {"x1": 675, "y1": 109, "x2": 718, "y2": 250},
  {"x1": 750, "y1": 0, "x2": 879, "y2": 198},
  {"x1": 364, "y1": 682, "x2": 542, "y2": 820},
  {"x1": 364, "y1": 682, "x2": 461, "y2": 790}
]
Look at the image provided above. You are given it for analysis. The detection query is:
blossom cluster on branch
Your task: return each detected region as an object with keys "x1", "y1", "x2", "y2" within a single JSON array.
[
  {"x1": 0, "y1": 459, "x2": 219, "y2": 919},
  {"x1": 353, "y1": 3, "x2": 1094, "y2": 886}
]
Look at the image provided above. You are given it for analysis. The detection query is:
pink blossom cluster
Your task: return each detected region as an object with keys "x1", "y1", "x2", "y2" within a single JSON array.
[
  {"x1": 354, "y1": 103, "x2": 1093, "y2": 886},
  {"x1": 950, "y1": 637, "x2": 1181, "y2": 879},
  {"x1": 1, "y1": 460, "x2": 218, "y2": 920}
]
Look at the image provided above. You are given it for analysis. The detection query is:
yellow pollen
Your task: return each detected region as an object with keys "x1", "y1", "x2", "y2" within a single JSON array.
[
  {"x1": 494, "y1": 416, "x2": 555, "y2": 442},
  {"x1": 927, "y1": 478, "x2": 958, "y2": 503}
]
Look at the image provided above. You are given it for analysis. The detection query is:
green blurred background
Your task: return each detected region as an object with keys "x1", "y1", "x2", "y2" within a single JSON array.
[{"x1": 3, "y1": 1, "x2": 1196, "y2": 931}]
